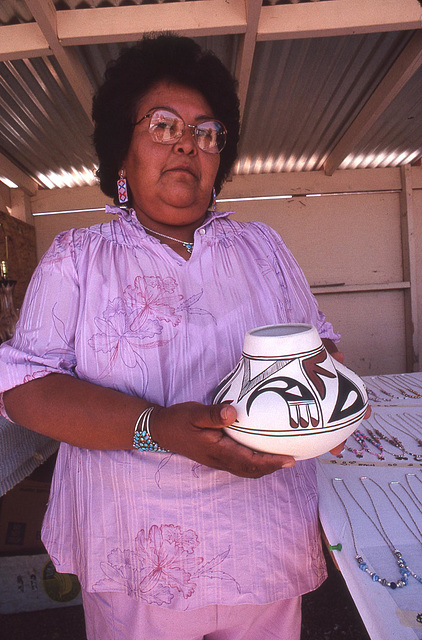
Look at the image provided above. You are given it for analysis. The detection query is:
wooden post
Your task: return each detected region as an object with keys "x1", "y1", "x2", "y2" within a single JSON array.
[{"x1": 399, "y1": 164, "x2": 419, "y2": 371}]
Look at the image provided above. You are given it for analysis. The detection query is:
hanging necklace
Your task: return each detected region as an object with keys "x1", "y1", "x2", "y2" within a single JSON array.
[
  {"x1": 142, "y1": 224, "x2": 194, "y2": 254},
  {"x1": 388, "y1": 481, "x2": 422, "y2": 537},
  {"x1": 332, "y1": 478, "x2": 409, "y2": 589},
  {"x1": 372, "y1": 414, "x2": 422, "y2": 461},
  {"x1": 376, "y1": 375, "x2": 421, "y2": 400},
  {"x1": 368, "y1": 377, "x2": 400, "y2": 400},
  {"x1": 360, "y1": 477, "x2": 422, "y2": 585},
  {"x1": 401, "y1": 413, "x2": 422, "y2": 447},
  {"x1": 405, "y1": 473, "x2": 422, "y2": 507},
  {"x1": 388, "y1": 374, "x2": 422, "y2": 398},
  {"x1": 366, "y1": 387, "x2": 391, "y2": 403},
  {"x1": 350, "y1": 430, "x2": 385, "y2": 459},
  {"x1": 381, "y1": 413, "x2": 422, "y2": 449},
  {"x1": 364, "y1": 427, "x2": 407, "y2": 460}
]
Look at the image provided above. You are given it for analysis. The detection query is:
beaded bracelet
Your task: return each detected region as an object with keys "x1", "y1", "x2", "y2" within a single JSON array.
[{"x1": 133, "y1": 406, "x2": 168, "y2": 452}]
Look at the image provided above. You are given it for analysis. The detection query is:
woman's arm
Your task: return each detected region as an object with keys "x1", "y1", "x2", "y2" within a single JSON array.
[{"x1": 4, "y1": 374, "x2": 296, "y2": 478}]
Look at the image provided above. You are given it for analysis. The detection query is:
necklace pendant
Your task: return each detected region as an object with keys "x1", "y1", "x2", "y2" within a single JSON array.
[{"x1": 184, "y1": 243, "x2": 193, "y2": 254}]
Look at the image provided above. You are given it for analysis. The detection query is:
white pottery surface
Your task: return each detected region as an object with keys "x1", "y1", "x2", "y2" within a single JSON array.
[{"x1": 213, "y1": 323, "x2": 368, "y2": 460}]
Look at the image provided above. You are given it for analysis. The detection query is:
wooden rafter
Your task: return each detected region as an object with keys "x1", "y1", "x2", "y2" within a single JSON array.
[
  {"x1": 258, "y1": 0, "x2": 422, "y2": 41},
  {"x1": 0, "y1": 152, "x2": 38, "y2": 196},
  {"x1": 24, "y1": 0, "x2": 94, "y2": 122},
  {"x1": 235, "y1": 0, "x2": 263, "y2": 119}
]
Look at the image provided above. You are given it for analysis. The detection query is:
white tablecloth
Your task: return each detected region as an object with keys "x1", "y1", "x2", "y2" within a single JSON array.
[{"x1": 318, "y1": 373, "x2": 422, "y2": 640}]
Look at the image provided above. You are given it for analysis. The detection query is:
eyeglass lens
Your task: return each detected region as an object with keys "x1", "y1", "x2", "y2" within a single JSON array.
[{"x1": 147, "y1": 109, "x2": 226, "y2": 154}]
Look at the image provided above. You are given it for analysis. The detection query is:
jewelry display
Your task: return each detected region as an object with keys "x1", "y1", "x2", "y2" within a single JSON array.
[
  {"x1": 360, "y1": 476, "x2": 422, "y2": 585},
  {"x1": 332, "y1": 477, "x2": 409, "y2": 589},
  {"x1": 142, "y1": 224, "x2": 194, "y2": 254}
]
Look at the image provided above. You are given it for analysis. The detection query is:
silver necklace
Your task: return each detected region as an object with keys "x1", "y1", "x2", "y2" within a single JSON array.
[
  {"x1": 332, "y1": 477, "x2": 409, "y2": 589},
  {"x1": 360, "y1": 477, "x2": 422, "y2": 585},
  {"x1": 405, "y1": 473, "x2": 422, "y2": 507},
  {"x1": 142, "y1": 224, "x2": 194, "y2": 254}
]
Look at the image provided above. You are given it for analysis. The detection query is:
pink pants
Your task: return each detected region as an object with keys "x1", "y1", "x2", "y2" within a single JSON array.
[{"x1": 82, "y1": 591, "x2": 302, "y2": 640}]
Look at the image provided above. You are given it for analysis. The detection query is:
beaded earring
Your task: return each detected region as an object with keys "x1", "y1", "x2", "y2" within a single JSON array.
[
  {"x1": 117, "y1": 170, "x2": 129, "y2": 205},
  {"x1": 212, "y1": 187, "x2": 217, "y2": 212}
]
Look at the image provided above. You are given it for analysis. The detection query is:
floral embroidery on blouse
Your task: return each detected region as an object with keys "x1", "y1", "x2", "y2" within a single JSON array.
[
  {"x1": 94, "y1": 524, "x2": 240, "y2": 605},
  {"x1": 88, "y1": 275, "x2": 215, "y2": 383}
]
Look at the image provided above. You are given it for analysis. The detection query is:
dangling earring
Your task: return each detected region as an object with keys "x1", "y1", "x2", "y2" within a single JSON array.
[
  {"x1": 117, "y1": 170, "x2": 129, "y2": 205},
  {"x1": 212, "y1": 187, "x2": 217, "y2": 213}
]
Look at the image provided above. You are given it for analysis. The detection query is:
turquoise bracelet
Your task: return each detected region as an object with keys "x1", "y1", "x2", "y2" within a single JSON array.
[{"x1": 133, "y1": 406, "x2": 167, "y2": 452}]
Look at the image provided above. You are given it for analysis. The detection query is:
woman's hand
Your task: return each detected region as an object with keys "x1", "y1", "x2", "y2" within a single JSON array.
[{"x1": 150, "y1": 402, "x2": 296, "y2": 478}]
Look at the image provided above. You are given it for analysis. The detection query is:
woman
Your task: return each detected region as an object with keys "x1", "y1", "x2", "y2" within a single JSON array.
[{"x1": 0, "y1": 34, "x2": 343, "y2": 640}]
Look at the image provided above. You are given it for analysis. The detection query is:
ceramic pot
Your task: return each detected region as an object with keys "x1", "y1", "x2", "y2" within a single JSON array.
[{"x1": 213, "y1": 323, "x2": 368, "y2": 460}]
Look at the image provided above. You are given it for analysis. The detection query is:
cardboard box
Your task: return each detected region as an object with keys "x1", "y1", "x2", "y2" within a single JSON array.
[
  {"x1": 0, "y1": 479, "x2": 51, "y2": 555},
  {"x1": 0, "y1": 553, "x2": 82, "y2": 613}
]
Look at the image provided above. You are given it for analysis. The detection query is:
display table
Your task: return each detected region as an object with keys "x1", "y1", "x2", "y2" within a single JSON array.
[{"x1": 318, "y1": 372, "x2": 422, "y2": 640}]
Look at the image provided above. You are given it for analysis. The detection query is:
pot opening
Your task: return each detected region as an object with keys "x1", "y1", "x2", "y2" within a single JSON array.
[{"x1": 250, "y1": 324, "x2": 312, "y2": 338}]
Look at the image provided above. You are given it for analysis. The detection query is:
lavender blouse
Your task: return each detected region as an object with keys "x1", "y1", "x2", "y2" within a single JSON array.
[{"x1": 0, "y1": 205, "x2": 340, "y2": 610}]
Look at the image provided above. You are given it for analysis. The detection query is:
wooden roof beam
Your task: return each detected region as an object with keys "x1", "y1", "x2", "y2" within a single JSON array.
[
  {"x1": 324, "y1": 30, "x2": 422, "y2": 176},
  {"x1": 258, "y1": 0, "x2": 422, "y2": 41},
  {"x1": 57, "y1": 0, "x2": 247, "y2": 46},
  {"x1": 0, "y1": 23, "x2": 50, "y2": 62},
  {"x1": 24, "y1": 0, "x2": 94, "y2": 122},
  {"x1": 0, "y1": 153, "x2": 39, "y2": 197},
  {"x1": 235, "y1": 0, "x2": 263, "y2": 120}
]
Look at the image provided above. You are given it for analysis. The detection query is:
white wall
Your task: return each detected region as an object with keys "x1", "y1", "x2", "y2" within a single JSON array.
[{"x1": 29, "y1": 166, "x2": 422, "y2": 376}]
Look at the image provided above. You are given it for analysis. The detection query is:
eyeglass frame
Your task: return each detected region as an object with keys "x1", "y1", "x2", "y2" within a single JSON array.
[{"x1": 133, "y1": 107, "x2": 227, "y2": 154}]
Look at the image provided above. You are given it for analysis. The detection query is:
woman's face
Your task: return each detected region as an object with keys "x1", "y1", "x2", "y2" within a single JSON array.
[{"x1": 122, "y1": 81, "x2": 221, "y2": 230}]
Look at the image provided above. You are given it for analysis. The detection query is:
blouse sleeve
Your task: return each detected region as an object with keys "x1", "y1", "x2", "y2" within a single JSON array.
[
  {"x1": 252, "y1": 222, "x2": 341, "y2": 343},
  {"x1": 0, "y1": 229, "x2": 80, "y2": 408}
]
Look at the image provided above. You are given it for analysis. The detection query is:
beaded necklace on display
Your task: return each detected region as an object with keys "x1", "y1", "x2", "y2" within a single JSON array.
[
  {"x1": 364, "y1": 427, "x2": 407, "y2": 460},
  {"x1": 368, "y1": 377, "x2": 401, "y2": 401},
  {"x1": 372, "y1": 414, "x2": 422, "y2": 462},
  {"x1": 142, "y1": 224, "x2": 194, "y2": 254},
  {"x1": 401, "y1": 413, "x2": 422, "y2": 447},
  {"x1": 332, "y1": 478, "x2": 409, "y2": 589},
  {"x1": 382, "y1": 413, "x2": 422, "y2": 449},
  {"x1": 376, "y1": 375, "x2": 422, "y2": 400},
  {"x1": 399, "y1": 374, "x2": 422, "y2": 394},
  {"x1": 366, "y1": 387, "x2": 391, "y2": 403},
  {"x1": 360, "y1": 477, "x2": 422, "y2": 585},
  {"x1": 348, "y1": 430, "x2": 385, "y2": 460}
]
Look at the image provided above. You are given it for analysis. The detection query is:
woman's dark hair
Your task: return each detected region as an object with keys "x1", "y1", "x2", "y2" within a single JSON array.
[{"x1": 92, "y1": 33, "x2": 240, "y2": 205}]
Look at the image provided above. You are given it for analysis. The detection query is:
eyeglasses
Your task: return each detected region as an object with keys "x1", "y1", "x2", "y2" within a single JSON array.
[{"x1": 134, "y1": 108, "x2": 227, "y2": 154}]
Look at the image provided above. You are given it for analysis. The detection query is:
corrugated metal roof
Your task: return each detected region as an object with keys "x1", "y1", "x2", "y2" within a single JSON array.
[
  {"x1": 236, "y1": 30, "x2": 419, "y2": 174},
  {"x1": 0, "y1": 1, "x2": 421, "y2": 191}
]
